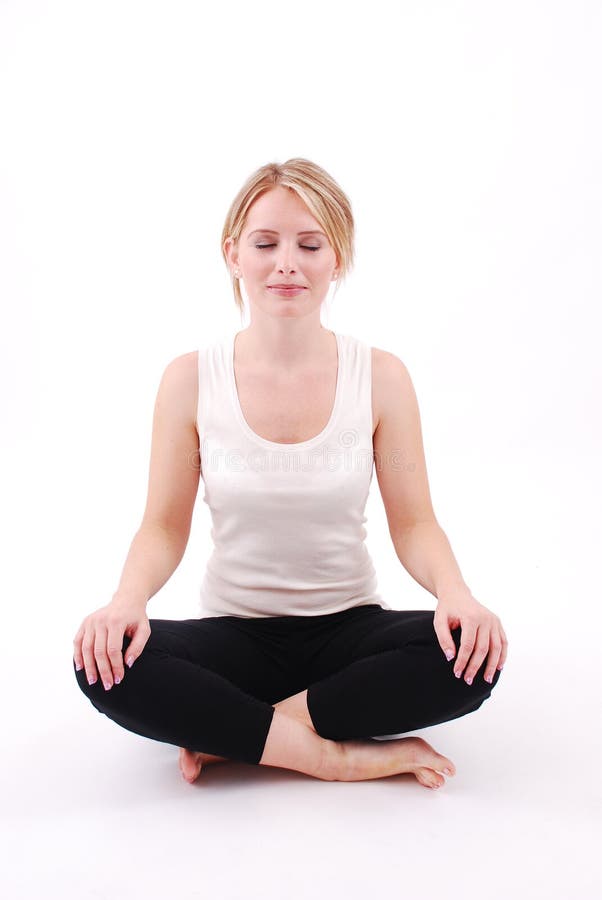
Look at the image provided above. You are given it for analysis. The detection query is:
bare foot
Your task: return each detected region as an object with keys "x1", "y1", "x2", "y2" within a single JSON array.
[
  {"x1": 338, "y1": 735, "x2": 457, "y2": 788},
  {"x1": 178, "y1": 747, "x2": 230, "y2": 783},
  {"x1": 178, "y1": 699, "x2": 313, "y2": 782}
]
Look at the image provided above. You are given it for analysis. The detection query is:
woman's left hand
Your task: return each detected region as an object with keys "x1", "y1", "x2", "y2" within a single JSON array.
[{"x1": 433, "y1": 591, "x2": 508, "y2": 686}]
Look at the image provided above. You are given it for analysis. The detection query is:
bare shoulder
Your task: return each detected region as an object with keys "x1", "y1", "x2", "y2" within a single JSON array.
[
  {"x1": 160, "y1": 350, "x2": 199, "y2": 429},
  {"x1": 370, "y1": 345, "x2": 434, "y2": 533},
  {"x1": 371, "y1": 345, "x2": 411, "y2": 431}
]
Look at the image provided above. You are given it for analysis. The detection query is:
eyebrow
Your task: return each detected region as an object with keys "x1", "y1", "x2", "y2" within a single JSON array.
[{"x1": 247, "y1": 229, "x2": 326, "y2": 238}]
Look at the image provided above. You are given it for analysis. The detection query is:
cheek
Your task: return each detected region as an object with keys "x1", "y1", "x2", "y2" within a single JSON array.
[
  {"x1": 244, "y1": 258, "x2": 268, "y2": 275},
  {"x1": 308, "y1": 252, "x2": 334, "y2": 269}
]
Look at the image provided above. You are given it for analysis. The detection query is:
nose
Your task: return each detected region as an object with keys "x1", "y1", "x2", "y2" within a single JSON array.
[{"x1": 276, "y1": 244, "x2": 297, "y2": 274}]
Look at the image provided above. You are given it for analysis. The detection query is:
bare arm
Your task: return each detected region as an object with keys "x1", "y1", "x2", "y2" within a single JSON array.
[
  {"x1": 112, "y1": 523, "x2": 190, "y2": 608},
  {"x1": 73, "y1": 350, "x2": 201, "y2": 686},
  {"x1": 372, "y1": 350, "x2": 469, "y2": 600},
  {"x1": 372, "y1": 348, "x2": 508, "y2": 684},
  {"x1": 112, "y1": 350, "x2": 201, "y2": 607},
  {"x1": 391, "y1": 520, "x2": 469, "y2": 600}
]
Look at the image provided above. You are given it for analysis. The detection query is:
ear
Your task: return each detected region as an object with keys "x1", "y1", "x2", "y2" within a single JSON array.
[{"x1": 223, "y1": 236, "x2": 238, "y2": 268}]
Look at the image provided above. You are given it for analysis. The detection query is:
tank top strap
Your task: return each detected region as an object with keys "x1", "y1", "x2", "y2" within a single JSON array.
[{"x1": 336, "y1": 332, "x2": 374, "y2": 445}]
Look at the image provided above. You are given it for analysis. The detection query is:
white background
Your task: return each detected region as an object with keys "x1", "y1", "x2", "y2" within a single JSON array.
[{"x1": 1, "y1": 1, "x2": 600, "y2": 898}]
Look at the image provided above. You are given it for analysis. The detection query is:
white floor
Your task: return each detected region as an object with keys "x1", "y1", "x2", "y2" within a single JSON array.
[
  {"x1": 4, "y1": 636, "x2": 599, "y2": 899},
  {"x1": 2, "y1": 447, "x2": 601, "y2": 899}
]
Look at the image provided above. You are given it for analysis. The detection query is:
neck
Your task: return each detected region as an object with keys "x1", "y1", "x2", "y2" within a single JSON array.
[{"x1": 236, "y1": 320, "x2": 334, "y2": 372}]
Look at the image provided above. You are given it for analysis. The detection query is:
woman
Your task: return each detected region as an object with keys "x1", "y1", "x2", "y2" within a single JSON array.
[{"x1": 73, "y1": 158, "x2": 508, "y2": 788}]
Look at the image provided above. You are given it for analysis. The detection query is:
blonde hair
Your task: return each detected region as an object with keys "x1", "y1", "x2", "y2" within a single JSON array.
[{"x1": 221, "y1": 158, "x2": 355, "y2": 319}]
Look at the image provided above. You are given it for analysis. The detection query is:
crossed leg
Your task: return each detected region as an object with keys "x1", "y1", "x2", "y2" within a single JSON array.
[
  {"x1": 178, "y1": 689, "x2": 309, "y2": 781},
  {"x1": 73, "y1": 610, "x2": 500, "y2": 787},
  {"x1": 179, "y1": 687, "x2": 459, "y2": 788},
  {"x1": 181, "y1": 611, "x2": 502, "y2": 787}
]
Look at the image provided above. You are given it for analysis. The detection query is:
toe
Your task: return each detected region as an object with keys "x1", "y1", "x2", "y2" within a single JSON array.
[
  {"x1": 416, "y1": 767, "x2": 443, "y2": 789},
  {"x1": 179, "y1": 748, "x2": 202, "y2": 782},
  {"x1": 436, "y1": 757, "x2": 456, "y2": 776}
]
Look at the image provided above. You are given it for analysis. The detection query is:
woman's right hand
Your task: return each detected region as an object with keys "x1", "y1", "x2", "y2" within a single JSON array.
[{"x1": 72, "y1": 595, "x2": 151, "y2": 691}]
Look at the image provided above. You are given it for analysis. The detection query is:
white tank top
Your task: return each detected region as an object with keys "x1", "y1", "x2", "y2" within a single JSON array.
[{"x1": 195, "y1": 330, "x2": 390, "y2": 618}]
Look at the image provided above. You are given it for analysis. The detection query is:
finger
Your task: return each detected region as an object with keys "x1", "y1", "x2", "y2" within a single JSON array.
[
  {"x1": 72, "y1": 623, "x2": 85, "y2": 672},
  {"x1": 81, "y1": 625, "x2": 99, "y2": 686},
  {"x1": 497, "y1": 623, "x2": 509, "y2": 670},
  {"x1": 93, "y1": 624, "x2": 114, "y2": 691},
  {"x1": 122, "y1": 621, "x2": 151, "y2": 670},
  {"x1": 481, "y1": 627, "x2": 503, "y2": 683},
  {"x1": 453, "y1": 619, "x2": 477, "y2": 680},
  {"x1": 465, "y1": 625, "x2": 494, "y2": 684},
  {"x1": 432, "y1": 612, "x2": 456, "y2": 662},
  {"x1": 106, "y1": 618, "x2": 126, "y2": 685},
  {"x1": 462, "y1": 628, "x2": 492, "y2": 685}
]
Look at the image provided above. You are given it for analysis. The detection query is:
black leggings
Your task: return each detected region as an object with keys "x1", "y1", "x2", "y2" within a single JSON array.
[{"x1": 73, "y1": 604, "x2": 502, "y2": 766}]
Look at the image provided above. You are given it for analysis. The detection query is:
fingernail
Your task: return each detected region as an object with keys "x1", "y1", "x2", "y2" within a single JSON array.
[
  {"x1": 114, "y1": 675, "x2": 121, "y2": 685},
  {"x1": 103, "y1": 680, "x2": 112, "y2": 691},
  {"x1": 127, "y1": 656, "x2": 134, "y2": 668},
  {"x1": 454, "y1": 670, "x2": 461, "y2": 678},
  {"x1": 443, "y1": 768, "x2": 452, "y2": 776},
  {"x1": 445, "y1": 650, "x2": 454, "y2": 661},
  {"x1": 75, "y1": 661, "x2": 82, "y2": 671},
  {"x1": 485, "y1": 674, "x2": 492, "y2": 683},
  {"x1": 88, "y1": 675, "x2": 96, "y2": 685},
  {"x1": 465, "y1": 676, "x2": 473, "y2": 685}
]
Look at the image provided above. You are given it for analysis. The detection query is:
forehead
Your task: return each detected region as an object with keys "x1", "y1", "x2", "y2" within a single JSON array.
[{"x1": 243, "y1": 187, "x2": 320, "y2": 232}]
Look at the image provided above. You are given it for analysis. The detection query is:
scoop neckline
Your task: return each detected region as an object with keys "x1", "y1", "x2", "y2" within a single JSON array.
[{"x1": 227, "y1": 330, "x2": 344, "y2": 450}]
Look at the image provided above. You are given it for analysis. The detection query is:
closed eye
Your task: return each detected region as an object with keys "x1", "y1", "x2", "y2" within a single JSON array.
[{"x1": 255, "y1": 244, "x2": 320, "y2": 251}]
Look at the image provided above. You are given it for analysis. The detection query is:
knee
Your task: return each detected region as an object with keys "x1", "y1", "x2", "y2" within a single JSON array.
[
  {"x1": 71, "y1": 637, "x2": 131, "y2": 705},
  {"x1": 468, "y1": 676, "x2": 501, "y2": 718},
  {"x1": 72, "y1": 657, "x2": 130, "y2": 720},
  {"x1": 485, "y1": 663, "x2": 503, "y2": 693},
  {"x1": 450, "y1": 625, "x2": 503, "y2": 679},
  {"x1": 447, "y1": 625, "x2": 504, "y2": 700},
  {"x1": 468, "y1": 663, "x2": 503, "y2": 714},
  {"x1": 72, "y1": 631, "x2": 134, "y2": 686},
  {"x1": 72, "y1": 657, "x2": 98, "y2": 702}
]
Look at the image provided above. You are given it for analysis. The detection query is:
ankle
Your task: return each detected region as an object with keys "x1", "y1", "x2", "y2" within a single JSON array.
[
  {"x1": 320, "y1": 738, "x2": 346, "y2": 782},
  {"x1": 259, "y1": 710, "x2": 338, "y2": 781},
  {"x1": 274, "y1": 690, "x2": 314, "y2": 732}
]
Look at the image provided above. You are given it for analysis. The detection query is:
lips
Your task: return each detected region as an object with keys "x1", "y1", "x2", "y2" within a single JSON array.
[{"x1": 267, "y1": 285, "x2": 307, "y2": 297}]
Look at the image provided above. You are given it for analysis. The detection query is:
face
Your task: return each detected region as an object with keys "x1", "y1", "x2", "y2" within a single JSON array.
[{"x1": 225, "y1": 186, "x2": 338, "y2": 319}]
